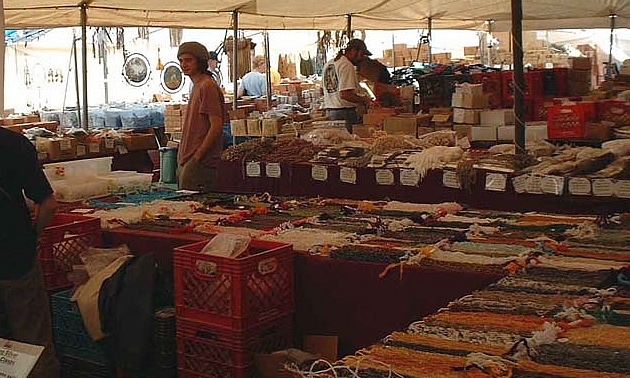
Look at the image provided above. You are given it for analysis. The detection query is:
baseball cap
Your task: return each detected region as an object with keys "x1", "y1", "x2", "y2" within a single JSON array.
[
  {"x1": 177, "y1": 42, "x2": 210, "y2": 61},
  {"x1": 346, "y1": 38, "x2": 372, "y2": 56},
  {"x1": 208, "y1": 51, "x2": 219, "y2": 61}
]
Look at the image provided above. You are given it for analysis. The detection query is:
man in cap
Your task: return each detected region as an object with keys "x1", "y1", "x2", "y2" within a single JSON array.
[
  {"x1": 208, "y1": 51, "x2": 222, "y2": 88},
  {"x1": 322, "y1": 38, "x2": 373, "y2": 132},
  {"x1": 177, "y1": 41, "x2": 226, "y2": 191}
]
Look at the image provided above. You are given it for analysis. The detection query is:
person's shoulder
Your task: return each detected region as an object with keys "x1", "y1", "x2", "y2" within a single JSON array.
[{"x1": 0, "y1": 127, "x2": 31, "y2": 146}]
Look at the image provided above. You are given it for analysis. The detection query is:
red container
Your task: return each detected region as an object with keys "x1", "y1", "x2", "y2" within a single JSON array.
[
  {"x1": 532, "y1": 97, "x2": 557, "y2": 121},
  {"x1": 471, "y1": 71, "x2": 503, "y2": 108},
  {"x1": 547, "y1": 104, "x2": 586, "y2": 139},
  {"x1": 553, "y1": 67, "x2": 569, "y2": 97},
  {"x1": 174, "y1": 239, "x2": 294, "y2": 329},
  {"x1": 579, "y1": 101, "x2": 597, "y2": 122},
  {"x1": 176, "y1": 315, "x2": 292, "y2": 372},
  {"x1": 501, "y1": 70, "x2": 544, "y2": 107},
  {"x1": 38, "y1": 214, "x2": 102, "y2": 290},
  {"x1": 597, "y1": 99, "x2": 630, "y2": 125}
]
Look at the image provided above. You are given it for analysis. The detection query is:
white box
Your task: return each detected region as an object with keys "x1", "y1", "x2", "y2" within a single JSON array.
[
  {"x1": 452, "y1": 92, "x2": 486, "y2": 109},
  {"x1": 497, "y1": 125, "x2": 515, "y2": 141},
  {"x1": 526, "y1": 124, "x2": 548, "y2": 141},
  {"x1": 453, "y1": 108, "x2": 481, "y2": 124},
  {"x1": 471, "y1": 126, "x2": 497, "y2": 141},
  {"x1": 455, "y1": 83, "x2": 484, "y2": 97},
  {"x1": 480, "y1": 109, "x2": 515, "y2": 126}
]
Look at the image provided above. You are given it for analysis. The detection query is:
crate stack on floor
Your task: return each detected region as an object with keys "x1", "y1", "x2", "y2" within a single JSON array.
[{"x1": 173, "y1": 239, "x2": 295, "y2": 377}]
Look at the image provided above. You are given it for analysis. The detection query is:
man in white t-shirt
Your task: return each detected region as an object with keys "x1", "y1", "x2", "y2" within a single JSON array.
[{"x1": 322, "y1": 39, "x2": 373, "y2": 132}]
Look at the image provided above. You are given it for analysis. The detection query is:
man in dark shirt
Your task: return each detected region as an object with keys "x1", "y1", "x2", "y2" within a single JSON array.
[{"x1": 0, "y1": 127, "x2": 59, "y2": 377}]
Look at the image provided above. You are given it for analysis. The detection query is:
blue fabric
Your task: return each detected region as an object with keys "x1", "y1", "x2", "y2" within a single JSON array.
[{"x1": 241, "y1": 71, "x2": 266, "y2": 97}]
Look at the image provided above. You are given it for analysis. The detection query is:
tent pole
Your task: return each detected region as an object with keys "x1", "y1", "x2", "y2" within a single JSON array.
[
  {"x1": 346, "y1": 14, "x2": 352, "y2": 40},
  {"x1": 427, "y1": 17, "x2": 432, "y2": 64},
  {"x1": 102, "y1": 29, "x2": 109, "y2": 104},
  {"x1": 607, "y1": 13, "x2": 617, "y2": 80},
  {"x1": 264, "y1": 30, "x2": 272, "y2": 110},
  {"x1": 0, "y1": 0, "x2": 5, "y2": 113},
  {"x1": 487, "y1": 20, "x2": 493, "y2": 66},
  {"x1": 232, "y1": 11, "x2": 238, "y2": 111},
  {"x1": 81, "y1": 2, "x2": 89, "y2": 130},
  {"x1": 511, "y1": 0, "x2": 525, "y2": 155},
  {"x1": 73, "y1": 36, "x2": 82, "y2": 129}
]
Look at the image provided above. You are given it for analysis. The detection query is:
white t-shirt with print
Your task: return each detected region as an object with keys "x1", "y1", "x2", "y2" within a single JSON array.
[{"x1": 322, "y1": 55, "x2": 359, "y2": 109}]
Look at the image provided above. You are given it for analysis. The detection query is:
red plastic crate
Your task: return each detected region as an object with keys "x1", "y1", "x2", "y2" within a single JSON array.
[
  {"x1": 553, "y1": 68, "x2": 569, "y2": 97},
  {"x1": 532, "y1": 97, "x2": 557, "y2": 121},
  {"x1": 178, "y1": 365, "x2": 254, "y2": 378},
  {"x1": 174, "y1": 239, "x2": 294, "y2": 329},
  {"x1": 597, "y1": 100, "x2": 630, "y2": 125},
  {"x1": 547, "y1": 104, "x2": 586, "y2": 139},
  {"x1": 471, "y1": 71, "x2": 503, "y2": 109},
  {"x1": 501, "y1": 70, "x2": 544, "y2": 107},
  {"x1": 176, "y1": 315, "x2": 292, "y2": 371},
  {"x1": 38, "y1": 214, "x2": 101, "y2": 290}
]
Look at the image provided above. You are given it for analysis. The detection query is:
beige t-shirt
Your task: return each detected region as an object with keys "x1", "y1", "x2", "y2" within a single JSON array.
[
  {"x1": 322, "y1": 55, "x2": 359, "y2": 109},
  {"x1": 178, "y1": 75, "x2": 226, "y2": 167}
]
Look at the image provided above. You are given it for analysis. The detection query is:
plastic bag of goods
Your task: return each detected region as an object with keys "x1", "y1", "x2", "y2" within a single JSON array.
[
  {"x1": 301, "y1": 127, "x2": 355, "y2": 146},
  {"x1": 200, "y1": 233, "x2": 251, "y2": 258}
]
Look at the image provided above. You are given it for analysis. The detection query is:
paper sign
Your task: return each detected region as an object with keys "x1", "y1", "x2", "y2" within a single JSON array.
[
  {"x1": 540, "y1": 175, "x2": 565, "y2": 196},
  {"x1": 0, "y1": 338, "x2": 44, "y2": 378},
  {"x1": 375, "y1": 169, "x2": 394, "y2": 185},
  {"x1": 568, "y1": 178, "x2": 591, "y2": 196},
  {"x1": 245, "y1": 162, "x2": 262, "y2": 177},
  {"x1": 339, "y1": 167, "x2": 357, "y2": 184},
  {"x1": 485, "y1": 173, "x2": 507, "y2": 192},
  {"x1": 89, "y1": 142, "x2": 100, "y2": 154},
  {"x1": 512, "y1": 174, "x2": 529, "y2": 194},
  {"x1": 615, "y1": 180, "x2": 630, "y2": 198},
  {"x1": 526, "y1": 175, "x2": 543, "y2": 194},
  {"x1": 105, "y1": 139, "x2": 115, "y2": 149},
  {"x1": 311, "y1": 165, "x2": 328, "y2": 182},
  {"x1": 76, "y1": 144, "x2": 86, "y2": 157},
  {"x1": 59, "y1": 139, "x2": 72, "y2": 151},
  {"x1": 400, "y1": 169, "x2": 420, "y2": 186},
  {"x1": 592, "y1": 178, "x2": 614, "y2": 197},
  {"x1": 442, "y1": 170, "x2": 461, "y2": 189},
  {"x1": 265, "y1": 163, "x2": 281, "y2": 178}
]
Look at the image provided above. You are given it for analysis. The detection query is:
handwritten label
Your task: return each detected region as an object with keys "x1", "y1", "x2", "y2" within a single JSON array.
[
  {"x1": 485, "y1": 173, "x2": 507, "y2": 192},
  {"x1": 540, "y1": 175, "x2": 565, "y2": 196},
  {"x1": 0, "y1": 338, "x2": 44, "y2": 378},
  {"x1": 104, "y1": 139, "x2": 115, "y2": 149},
  {"x1": 512, "y1": 174, "x2": 529, "y2": 194},
  {"x1": 89, "y1": 142, "x2": 100, "y2": 153},
  {"x1": 526, "y1": 175, "x2": 543, "y2": 194},
  {"x1": 592, "y1": 178, "x2": 614, "y2": 197},
  {"x1": 311, "y1": 165, "x2": 328, "y2": 182},
  {"x1": 76, "y1": 144, "x2": 86, "y2": 157},
  {"x1": 59, "y1": 139, "x2": 72, "y2": 150},
  {"x1": 442, "y1": 170, "x2": 461, "y2": 189},
  {"x1": 339, "y1": 167, "x2": 357, "y2": 185},
  {"x1": 614, "y1": 180, "x2": 630, "y2": 198},
  {"x1": 375, "y1": 169, "x2": 394, "y2": 185},
  {"x1": 568, "y1": 178, "x2": 591, "y2": 196},
  {"x1": 245, "y1": 162, "x2": 262, "y2": 177},
  {"x1": 400, "y1": 169, "x2": 420, "y2": 186},
  {"x1": 265, "y1": 163, "x2": 281, "y2": 178}
]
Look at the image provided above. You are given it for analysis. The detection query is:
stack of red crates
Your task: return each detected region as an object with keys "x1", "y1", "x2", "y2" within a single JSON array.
[
  {"x1": 471, "y1": 71, "x2": 503, "y2": 109},
  {"x1": 173, "y1": 239, "x2": 294, "y2": 378}
]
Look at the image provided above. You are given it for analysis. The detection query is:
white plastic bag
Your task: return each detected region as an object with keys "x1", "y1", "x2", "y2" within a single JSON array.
[{"x1": 200, "y1": 233, "x2": 251, "y2": 258}]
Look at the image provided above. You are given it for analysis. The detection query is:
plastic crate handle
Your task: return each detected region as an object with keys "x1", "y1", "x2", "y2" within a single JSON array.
[
  {"x1": 195, "y1": 329, "x2": 221, "y2": 342},
  {"x1": 257, "y1": 257, "x2": 278, "y2": 275}
]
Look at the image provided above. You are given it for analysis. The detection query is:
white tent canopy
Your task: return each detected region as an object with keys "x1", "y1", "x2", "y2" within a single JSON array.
[{"x1": 3, "y1": 0, "x2": 630, "y2": 30}]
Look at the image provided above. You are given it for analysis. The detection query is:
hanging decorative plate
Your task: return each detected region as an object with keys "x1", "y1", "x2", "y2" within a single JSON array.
[
  {"x1": 122, "y1": 53, "x2": 150, "y2": 87},
  {"x1": 160, "y1": 61, "x2": 185, "y2": 93}
]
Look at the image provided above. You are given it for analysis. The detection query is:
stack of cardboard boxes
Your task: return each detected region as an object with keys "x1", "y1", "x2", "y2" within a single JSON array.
[
  {"x1": 164, "y1": 104, "x2": 187, "y2": 134},
  {"x1": 476, "y1": 109, "x2": 514, "y2": 142},
  {"x1": 451, "y1": 83, "x2": 486, "y2": 140},
  {"x1": 380, "y1": 44, "x2": 429, "y2": 67},
  {"x1": 569, "y1": 57, "x2": 593, "y2": 95}
]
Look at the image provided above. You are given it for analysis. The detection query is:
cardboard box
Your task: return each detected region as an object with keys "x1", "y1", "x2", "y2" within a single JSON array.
[
  {"x1": 429, "y1": 107, "x2": 452, "y2": 116},
  {"x1": 480, "y1": 109, "x2": 515, "y2": 126},
  {"x1": 451, "y1": 92, "x2": 487, "y2": 109},
  {"x1": 230, "y1": 119, "x2": 247, "y2": 136},
  {"x1": 400, "y1": 86, "x2": 414, "y2": 101},
  {"x1": 464, "y1": 46, "x2": 479, "y2": 56},
  {"x1": 570, "y1": 57, "x2": 592, "y2": 70},
  {"x1": 497, "y1": 125, "x2": 515, "y2": 141},
  {"x1": 36, "y1": 137, "x2": 77, "y2": 161},
  {"x1": 383, "y1": 49, "x2": 394, "y2": 58},
  {"x1": 0, "y1": 117, "x2": 27, "y2": 126},
  {"x1": 362, "y1": 112, "x2": 390, "y2": 126},
  {"x1": 247, "y1": 118, "x2": 262, "y2": 136},
  {"x1": 394, "y1": 56, "x2": 405, "y2": 67},
  {"x1": 527, "y1": 124, "x2": 548, "y2": 141},
  {"x1": 122, "y1": 133, "x2": 158, "y2": 151},
  {"x1": 384, "y1": 115, "x2": 417, "y2": 136},
  {"x1": 453, "y1": 124, "x2": 472, "y2": 139},
  {"x1": 471, "y1": 126, "x2": 497, "y2": 141},
  {"x1": 431, "y1": 114, "x2": 452, "y2": 124},
  {"x1": 228, "y1": 109, "x2": 247, "y2": 120},
  {"x1": 455, "y1": 83, "x2": 484, "y2": 97},
  {"x1": 393, "y1": 43, "x2": 407, "y2": 52},
  {"x1": 453, "y1": 108, "x2": 481, "y2": 124},
  {"x1": 262, "y1": 118, "x2": 282, "y2": 136}
]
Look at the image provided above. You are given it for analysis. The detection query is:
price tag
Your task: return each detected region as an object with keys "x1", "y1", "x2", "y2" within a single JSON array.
[
  {"x1": 615, "y1": 180, "x2": 630, "y2": 198},
  {"x1": 76, "y1": 144, "x2": 86, "y2": 157},
  {"x1": 89, "y1": 142, "x2": 100, "y2": 154},
  {"x1": 512, "y1": 174, "x2": 529, "y2": 194},
  {"x1": 568, "y1": 177, "x2": 591, "y2": 196},
  {"x1": 400, "y1": 169, "x2": 420, "y2": 186},
  {"x1": 59, "y1": 139, "x2": 72, "y2": 151},
  {"x1": 265, "y1": 163, "x2": 281, "y2": 178},
  {"x1": 0, "y1": 338, "x2": 44, "y2": 378},
  {"x1": 311, "y1": 165, "x2": 328, "y2": 182},
  {"x1": 105, "y1": 139, "x2": 115, "y2": 149},
  {"x1": 592, "y1": 178, "x2": 614, "y2": 197},
  {"x1": 526, "y1": 175, "x2": 543, "y2": 194},
  {"x1": 245, "y1": 162, "x2": 262, "y2": 177},
  {"x1": 442, "y1": 170, "x2": 461, "y2": 189},
  {"x1": 485, "y1": 173, "x2": 507, "y2": 192},
  {"x1": 339, "y1": 167, "x2": 357, "y2": 185},
  {"x1": 375, "y1": 169, "x2": 394, "y2": 185},
  {"x1": 540, "y1": 175, "x2": 565, "y2": 196}
]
